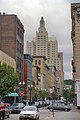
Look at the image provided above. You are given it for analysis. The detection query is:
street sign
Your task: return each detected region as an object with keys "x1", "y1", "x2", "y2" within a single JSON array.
[{"x1": 20, "y1": 92, "x2": 24, "y2": 96}]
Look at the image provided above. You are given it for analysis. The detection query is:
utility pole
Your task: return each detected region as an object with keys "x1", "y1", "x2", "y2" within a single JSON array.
[
  {"x1": 50, "y1": 87, "x2": 54, "y2": 117},
  {"x1": 52, "y1": 90, "x2": 54, "y2": 117}
]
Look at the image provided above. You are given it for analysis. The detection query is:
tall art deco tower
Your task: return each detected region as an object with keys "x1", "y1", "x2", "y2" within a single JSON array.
[
  {"x1": 27, "y1": 17, "x2": 58, "y2": 68},
  {"x1": 36, "y1": 17, "x2": 48, "y2": 58}
]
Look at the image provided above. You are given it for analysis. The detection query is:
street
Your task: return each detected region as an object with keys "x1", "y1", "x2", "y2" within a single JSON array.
[{"x1": 6, "y1": 106, "x2": 80, "y2": 120}]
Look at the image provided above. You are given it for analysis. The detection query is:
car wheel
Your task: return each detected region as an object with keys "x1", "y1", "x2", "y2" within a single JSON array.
[
  {"x1": 35, "y1": 115, "x2": 37, "y2": 120},
  {"x1": 0, "y1": 112, "x2": 5, "y2": 120},
  {"x1": 19, "y1": 118, "x2": 22, "y2": 120},
  {"x1": 0, "y1": 115, "x2": 3, "y2": 120},
  {"x1": 7, "y1": 115, "x2": 10, "y2": 118},
  {"x1": 65, "y1": 109, "x2": 68, "y2": 112},
  {"x1": 37, "y1": 116, "x2": 39, "y2": 119},
  {"x1": 49, "y1": 109, "x2": 52, "y2": 112}
]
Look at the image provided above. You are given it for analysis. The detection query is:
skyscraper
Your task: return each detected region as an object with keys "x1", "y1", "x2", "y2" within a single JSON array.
[
  {"x1": 36, "y1": 17, "x2": 48, "y2": 58},
  {"x1": 27, "y1": 17, "x2": 58, "y2": 69}
]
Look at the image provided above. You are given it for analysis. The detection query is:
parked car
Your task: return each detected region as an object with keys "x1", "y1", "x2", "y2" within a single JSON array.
[
  {"x1": 9, "y1": 103, "x2": 25, "y2": 113},
  {"x1": 39, "y1": 100, "x2": 46, "y2": 107},
  {"x1": 19, "y1": 105, "x2": 40, "y2": 120},
  {"x1": 28, "y1": 101, "x2": 35, "y2": 106},
  {"x1": 47, "y1": 102, "x2": 71, "y2": 112},
  {"x1": 55, "y1": 100, "x2": 64, "y2": 103},
  {"x1": 34, "y1": 101, "x2": 40, "y2": 108},
  {"x1": 45, "y1": 100, "x2": 50, "y2": 106}
]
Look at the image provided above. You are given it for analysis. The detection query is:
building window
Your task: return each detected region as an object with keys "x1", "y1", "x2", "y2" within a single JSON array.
[
  {"x1": 17, "y1": 27, "x2": 19, "y2": 36},
  {"x1": 35, "y1": 60, "x2": 37, "y2": 65},
  {"x1": 57, "y1": 88, "x2": 60, "y2": 92},
  {"x1": 38, "y1": 60, "x2": 41, "y2": 65}
]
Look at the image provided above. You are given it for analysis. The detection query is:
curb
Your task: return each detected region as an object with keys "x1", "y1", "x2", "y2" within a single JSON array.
[{"x1": 71, "y1": 105, "x2": 80, "y2": 112}]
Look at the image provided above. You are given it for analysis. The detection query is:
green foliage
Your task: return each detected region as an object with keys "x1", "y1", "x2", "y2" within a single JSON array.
[
  {"x1": 64, "y1": 79, "x2": 73, "y2": 85},
  {"x1": 63, "y1": 79, "x2": 75, "y2": 101},
  {"x1": 40, "y1": 90, "x2": 48, "y2": 98},
  {"x1": 63, "y1": 87, "x2": 75, "y2": 101},
  {"x1": 0, "y1": 63, "x2": 19, "y2": 97},
  {"x1": 63, "y1": 89, "x2": 69, "y2": 98}
]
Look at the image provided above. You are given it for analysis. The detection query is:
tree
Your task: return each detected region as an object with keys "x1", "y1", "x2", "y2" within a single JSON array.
[
  {"x1": 63, "y1": 79, "x2": 75, "y2": 102},
  {"x1": 0, "y1": 63, "x2": 19, "y2": 97},
  {"x1": 63, "y1": 87, "x2": 75, "y2": 103},
  {"x1": 63, "y1": 89, "x2": 69, "y2": 99},
  {"x1": 40, "y1": 90, "x2": 48, "y2": 100},
  {"x1": 64, "y1": 79, "x2": 73, "y2": 85}
]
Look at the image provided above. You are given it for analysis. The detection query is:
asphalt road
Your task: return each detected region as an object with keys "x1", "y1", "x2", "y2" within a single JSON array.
[
  {"x1": 5, "y1": 107, "x2": 80, "y2": 120},
  {"x1": 44, "y1": 111, "x2": 80, "y2": 120},
  {"x1": 6, "y1": 107, "x2": 49, "y2": 120}
]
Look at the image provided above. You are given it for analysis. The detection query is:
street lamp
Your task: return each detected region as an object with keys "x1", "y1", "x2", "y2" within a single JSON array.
[
  {"x1": 19, "y1": 81, "x2": 25, "y2": 85},
  {"x1": 28, "y1": 84, "x2": 33, "y2": 105},
  {"x1": 50, "y1": 86, "x2": 55, "y2": 117},
  {"x1": 52, "y1": 88, "x2": 55, "y2": 117},
  {"x1": 19, "y1": 81, "x2": 25, "y2": 102}
]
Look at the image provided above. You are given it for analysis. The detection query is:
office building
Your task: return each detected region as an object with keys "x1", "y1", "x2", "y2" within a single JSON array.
[
  {"x1": 71, "y1": 3, "x2": 80, "y2": 108},
  {"x1": 0, "y1": 50, "x2": 16, "y2": 70},
  {"x1": 0, "y1": 13, "x2": 24, "y2": 81},
  {"x1": 24, "y1": 54, "x2": 33, "y2": 99}
]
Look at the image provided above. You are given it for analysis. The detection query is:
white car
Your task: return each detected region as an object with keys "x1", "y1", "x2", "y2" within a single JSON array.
[{"x1": 19, "y1": 105, "x2": 40, "y2": 120}]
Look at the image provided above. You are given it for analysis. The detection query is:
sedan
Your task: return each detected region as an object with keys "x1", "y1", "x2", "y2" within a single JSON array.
[
  {"x1": 9, "y1": 103, "x2": 25, "y2": 113},
  {"x1": 19, "y1": 105, "x2": 40, "y2": 120},
  {"x1": 47, "y1": 102, "x2": 71, "y2": 112}
]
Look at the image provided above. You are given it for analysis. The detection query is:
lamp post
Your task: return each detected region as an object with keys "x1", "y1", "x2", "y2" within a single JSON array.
[
  {"x1": 19, "y1": 81, "x2": 25, "y2": 102},
  {"x1": 52, "y1": 88, "x2": 54, "y2": 117},
  {"x1": 50, "y1": 86, "x2": 55, "y2": 117},
  {"x1": 28, "y1": 84, "x2": 33, "y2": 105}
]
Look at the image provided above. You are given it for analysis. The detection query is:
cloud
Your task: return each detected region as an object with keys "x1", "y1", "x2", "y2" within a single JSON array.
[
  {"x1": 0, "y1": 0, "x2": 77, "y2": 79},
  {"x1": 65, "y1": 0, "x2": 80, "y2": 3}
]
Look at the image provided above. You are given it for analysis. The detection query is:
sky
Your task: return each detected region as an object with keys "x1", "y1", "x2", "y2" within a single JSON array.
[{"x1": 0, "y1": 0, "x2": 80, "y2": 79}]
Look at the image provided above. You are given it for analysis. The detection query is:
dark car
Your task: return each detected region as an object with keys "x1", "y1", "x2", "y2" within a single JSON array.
[
  {"x1": 9, "y1": 103, "x2": 25, "y2": 113},
  {"x1": 47, "y1": 102, "x2": 71, "y2": 112}
]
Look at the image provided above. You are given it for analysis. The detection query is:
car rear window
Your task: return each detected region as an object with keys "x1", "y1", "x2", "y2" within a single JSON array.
[{"x1": 23, "y1": 106, "x2": 37, "y2": 111}]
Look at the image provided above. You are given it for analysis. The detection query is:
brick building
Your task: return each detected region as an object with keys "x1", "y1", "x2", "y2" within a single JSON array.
[{"x1": 0, "y1": 12, "x2": 24, "y2": 81}]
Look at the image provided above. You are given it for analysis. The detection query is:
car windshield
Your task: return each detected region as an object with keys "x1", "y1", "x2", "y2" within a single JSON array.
[
  {"x1": 53, "y1": 102, "x2": 65, "y2": 106},
  {"x1": 23, "y1": 106, "x2": 36, "y2": 111},
  {"x1": 12, "y1": 103, "x2": 23, "y2": 107},
  {"x1": 12, "y1": 103, "x2": 19, "y2": 106}
]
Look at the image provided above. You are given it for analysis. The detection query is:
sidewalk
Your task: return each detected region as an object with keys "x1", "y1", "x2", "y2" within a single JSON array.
[
  {"x1": 71, "y1": 105, "x2": 80, "y2": 112},
  {"x1": 44, "y1": 105, "x2": 80, "y2": 120},
  {"x1": 45, "y1": 112, "x2": 80, "y2": 120}
]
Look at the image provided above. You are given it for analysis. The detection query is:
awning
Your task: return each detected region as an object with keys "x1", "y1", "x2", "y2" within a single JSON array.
[{"x1": 5, "y1": 92, "x2": 19, "y2": 97}]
